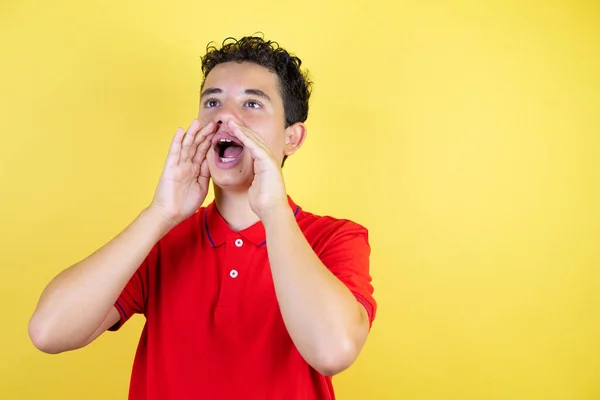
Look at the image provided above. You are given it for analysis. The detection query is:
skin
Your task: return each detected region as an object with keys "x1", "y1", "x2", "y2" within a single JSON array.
[{"x1": 28, "y1": 61, "x2": 370, "y2": 376}]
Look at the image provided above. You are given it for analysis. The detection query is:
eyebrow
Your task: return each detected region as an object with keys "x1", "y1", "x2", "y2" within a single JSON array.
[
  {"x1": 200, "y1": 87, "x2": 271, "y2": 102},
  {"x1": 200, "y1": 87, "x2": 222, "y2": 98},
  {"x1": 244, "y1": 89, "x2": 271, "y2": 102}
]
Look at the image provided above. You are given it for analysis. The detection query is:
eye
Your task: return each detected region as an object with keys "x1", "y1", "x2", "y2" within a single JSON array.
[
  {"x1": 244, "y1": 100, "x2": 262, "y2": 109},
  {"x1": 204, "y1": 99, "x2": 220, "y2": 108}
]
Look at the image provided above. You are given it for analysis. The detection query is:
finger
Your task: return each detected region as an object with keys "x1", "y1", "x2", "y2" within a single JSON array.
[
  {"x1": 166, "y1": 127, "x2": 185, "y2": 168},
  {"x1": 197, "y1": 158, "x2": 211, "y2": 186},
  {"x1": 199, "y1": 158, "x2": 210, "y2": 179},
  {"x1": 229, "y1": 120, "x2": 269, "y2": 148},
  {"x1": 181, "y1": 119, "x2": 202, "y2": 162},
  {"x1": 191, "y1": 132, "x2": 215, "y2": 164},
  {"x1": 190, "y1": 121, "x2": 216, "y2": 158},
  {"x1": 228, "y1": 120, "x2": 271, "y2": 159}
]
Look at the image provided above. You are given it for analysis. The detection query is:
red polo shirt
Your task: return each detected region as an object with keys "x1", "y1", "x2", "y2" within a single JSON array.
[{"x1": 110, "y1": 196, "x2": 376, "y2": 400}]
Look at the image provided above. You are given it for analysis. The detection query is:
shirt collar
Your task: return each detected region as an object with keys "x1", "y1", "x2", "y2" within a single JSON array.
[{"x1": 204, "y1": 196, "x2": 302, "y2": 247}]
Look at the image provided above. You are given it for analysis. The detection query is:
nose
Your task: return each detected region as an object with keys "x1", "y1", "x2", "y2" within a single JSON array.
[{"x1": 214, "y1": 104, "x2": 242, "y2": 128}]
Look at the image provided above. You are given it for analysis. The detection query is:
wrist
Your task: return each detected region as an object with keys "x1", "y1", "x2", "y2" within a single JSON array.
[
  {"x1": 142, "y1": 205, "x2": 178, "y2": 236},
  {"x1": 261, "y1": 203, "x2": 295, "y2": 229}
]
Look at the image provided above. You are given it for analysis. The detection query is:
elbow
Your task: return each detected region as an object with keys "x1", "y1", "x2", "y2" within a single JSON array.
[
  {"x1": 28, "y1": 315, "x2": 64, "y2": 354},
  {"x1": 311, "y1": 338, "x2": 360, "y2": 377}
]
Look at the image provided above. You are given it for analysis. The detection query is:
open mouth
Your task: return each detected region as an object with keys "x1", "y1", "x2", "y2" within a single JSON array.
[{"x1": 215, "y1": 138, "x2": 244, "y2": 163}]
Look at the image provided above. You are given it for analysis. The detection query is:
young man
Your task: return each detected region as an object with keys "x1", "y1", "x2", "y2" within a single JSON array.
[{"x1": 29, "y1": 36, "x2": 376, "y2": 399}]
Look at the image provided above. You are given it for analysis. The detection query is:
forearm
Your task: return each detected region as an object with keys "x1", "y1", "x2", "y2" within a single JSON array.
[
  {"x1": 263, "y1": 207, "x2": 369, "y2": 376},
  {"x1": 29, "y1": 206, "x2": 171, "y2": 353}
]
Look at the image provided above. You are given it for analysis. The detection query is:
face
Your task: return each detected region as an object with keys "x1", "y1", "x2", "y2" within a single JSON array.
[{"x1": 198, "y1": 61, "x2": 301, "y2": 191}]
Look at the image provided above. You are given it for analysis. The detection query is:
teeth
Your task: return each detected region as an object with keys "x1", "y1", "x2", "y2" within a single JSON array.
[
  {"x1": 220, "y1": 157, "x2": 236, "y2": 163},
  {"x1": 219, "y1": 139, "x2": 232, "y2": 143}
]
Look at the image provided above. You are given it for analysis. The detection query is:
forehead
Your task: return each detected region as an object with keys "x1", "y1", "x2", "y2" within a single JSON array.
[{"x1": 204, "y1": 62, "x2": 280, "y2": 95}]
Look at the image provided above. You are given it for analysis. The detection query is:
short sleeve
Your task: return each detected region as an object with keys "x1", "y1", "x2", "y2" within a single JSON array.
[
  {"x1": 108, "y1": 244, "x2": 158, "y2": 331},
  {"x1": 319, "y1": 221, "x2": 377, "y2": 327}
]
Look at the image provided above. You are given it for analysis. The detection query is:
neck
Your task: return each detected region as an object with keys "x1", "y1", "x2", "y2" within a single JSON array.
[{"x1": 213, "y1": 185, "x2": 260, "y2": 232}]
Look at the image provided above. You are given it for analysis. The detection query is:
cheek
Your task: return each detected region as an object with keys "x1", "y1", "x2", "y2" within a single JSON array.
[
  {"x1": 197, "y1": 107, "x2": 219, "y2": 124},
  {"x1": 263, "y1": 135, "x2": 286, "y2": 159},
  {"x1": 241, "y1": 115, "x2": 264, "y2": 130},
  {"x1": 228, "y1": 114, "x2": 283, "y2": 157},
  {"x1": 196, "y1": 112, "x2": 211, "y2": 126},
  {"x1": 249, "y1": 118, "x2": 285, "y2": 145},
  {"x1": 252, "y1": 125, "x2": 282, "y2": 149}
]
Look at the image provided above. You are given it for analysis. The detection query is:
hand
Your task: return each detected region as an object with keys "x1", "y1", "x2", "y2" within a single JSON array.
[
  {"x1": 227, "y1": 120, "x2": 289, "y2": 220},
  {"x1": 149, "y1": 120, "x2": 216, "y2": 228}
]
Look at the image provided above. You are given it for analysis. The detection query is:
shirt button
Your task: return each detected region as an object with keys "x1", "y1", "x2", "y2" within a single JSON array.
[
  {"x1": 235, "y1": 238, "x2": 243, "y2": 247},
  {"x1": 229, "y1": 269, "x2": 238, "y2": 278}
]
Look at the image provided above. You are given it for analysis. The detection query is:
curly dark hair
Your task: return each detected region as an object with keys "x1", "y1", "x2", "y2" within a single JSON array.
[{"x1": 200, "y1": 36, "x2": 313, "y2": 166}]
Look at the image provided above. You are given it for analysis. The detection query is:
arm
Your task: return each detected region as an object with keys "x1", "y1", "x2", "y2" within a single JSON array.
[
  {"x1": 28, "y1": 119, "x2": 216, "y2": 354},
  {"x1": 28, "y1": 207, "x2": 172, "y2": 354},
  {"x1": 262, "y1": 208, "x2": 370, "y2": 376},
  {"x1": 228, "y1": 120, "x2": 372, "y2": 376}
]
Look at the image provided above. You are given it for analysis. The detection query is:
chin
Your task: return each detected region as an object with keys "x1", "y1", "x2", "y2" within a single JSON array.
[
  {"x1": 211, "y1": 175, "x2": 252, "y2": 192},
  {"x1": 208, "y1": 159, "x2": 253, "y2": 192}
]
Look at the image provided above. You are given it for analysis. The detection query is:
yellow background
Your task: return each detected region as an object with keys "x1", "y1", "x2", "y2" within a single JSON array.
[{"x1": 1, "y1": 0, "x2": 598, "y2": 399}]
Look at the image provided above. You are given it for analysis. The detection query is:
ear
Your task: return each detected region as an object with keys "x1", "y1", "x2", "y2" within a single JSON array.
[{"x1": 284, "y1": 122, "x2": 307, "y2": 157}]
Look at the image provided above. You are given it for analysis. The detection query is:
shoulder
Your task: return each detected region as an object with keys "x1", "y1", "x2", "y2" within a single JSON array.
[
  {"x1": 299, "y1": 206, "x2": 368, "y2": 234},
  {"x1": 297, "y1": 207, "x2": 369, "y2": 252}
]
